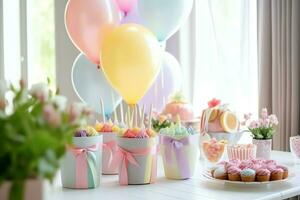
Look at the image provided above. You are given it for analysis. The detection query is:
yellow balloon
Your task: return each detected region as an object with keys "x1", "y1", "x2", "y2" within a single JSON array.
[{"x1": 100, "y1": 24, "x2": 162, "y2": 104}]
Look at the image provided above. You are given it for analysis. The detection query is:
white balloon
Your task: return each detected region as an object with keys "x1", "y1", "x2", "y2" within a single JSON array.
[{"x1": 71, "y1": 53, "x2": 122, "y2": 115}]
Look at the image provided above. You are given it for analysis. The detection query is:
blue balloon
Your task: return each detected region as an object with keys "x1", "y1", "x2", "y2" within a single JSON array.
[
  {"x1": 138, "y1": 0, "x2": 194, "y2": 41},
  {"x1": 71, "y1": 53, "x2": 122, "y2": 116}
]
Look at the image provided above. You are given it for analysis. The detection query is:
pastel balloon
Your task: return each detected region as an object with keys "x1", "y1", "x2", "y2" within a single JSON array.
[
  {"x1": 138, "y1": 0, "x2": 194, "y2": 41},
  {"x1": 114, "y1": 0, "x2": 137, "y2": 13},
  {"x1": 65, "y1": 0, "x2": 120, "y2": 65},
  {"x1": 101, "y1": 24, "x2": 162, "y2": 105},
  {"x1": 139, "y1": 52, "x2": 183, "y2": 112},
  {"x1": 121, "y1": 3, "x2": 141, "y2": 24},
  {"x1": 72, "y1": 53, "x2": 122, "y2": 116}
]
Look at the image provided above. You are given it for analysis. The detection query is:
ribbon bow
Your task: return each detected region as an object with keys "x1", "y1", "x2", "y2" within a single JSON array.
[
  {"x1": 68, "y1": 144, "x2": 99, "y2": 188},
  {"x1": 160, "y1": 136, "x2": 192, "y2": 178},
  {"x1": 102, "y1": 140, "x2": 117, "y2": 168},
  {"x1": 111, "y1": 146, "x2": 157, "y2": 185}
]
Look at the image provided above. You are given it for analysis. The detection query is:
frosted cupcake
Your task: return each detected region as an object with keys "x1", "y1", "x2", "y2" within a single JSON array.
[
  {"x1": 213, "y1": 167, "x2": 228, "y2": 180},
  {"x1": 270, "y1": 168, "x2": 284, "y2": 181},
  {"x1": 162, "y1": 92, "x2": 194, "y2": 122},
  {"x1": 277, "y1": 165, "x2": 288, "y2": 179},
  {"x1": 240, "y1": 168, "x2": 256, "y2": 182},
  {"x1": 256, "y1": 168, "x2": 271, "y2": 182},
  {"x1": 227, "y1": 165, "x2": 241, "y2": 181}
]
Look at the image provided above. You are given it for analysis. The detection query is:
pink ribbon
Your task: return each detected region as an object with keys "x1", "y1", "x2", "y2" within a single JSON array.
[
  {"x1": 102, "y1": 140, "x2": 117, "y2": 167},
  {"x1": 68, "y1": 144, "x2": 99, "y2": 188},
  {"x1": 111, "y1": 146, "x2": 157, "y2": 185}
]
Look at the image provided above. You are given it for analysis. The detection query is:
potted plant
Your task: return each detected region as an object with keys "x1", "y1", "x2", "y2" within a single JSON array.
[
  {"x1": 243, "y1": 108, "x2": 279, "y2": 159},
  {"x1": 0, "y1": 80, "x2": 91, "y2": 200}
]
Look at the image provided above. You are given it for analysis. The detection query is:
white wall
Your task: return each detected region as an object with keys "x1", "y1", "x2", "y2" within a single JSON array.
[{"x1": 54, "y1": 0, "x2": 79, "y2": 102}]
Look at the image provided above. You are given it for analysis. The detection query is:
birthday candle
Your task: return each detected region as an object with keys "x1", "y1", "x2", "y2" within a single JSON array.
[
  {"x1": 120, "y1": 102, "x2": 124, "y2": 124},
  {"x1": 111, "y1": 93, "x2": 118, "y2": 123},
  {"x1": 140, "y1": 105, "x2": 145, "y2": 128},
  {"x1": 148, "y1": 104, "x2": 153, "y2": 129},
  {"x1": 100, "y1": 99, "x2": 105, "y2": 123}
]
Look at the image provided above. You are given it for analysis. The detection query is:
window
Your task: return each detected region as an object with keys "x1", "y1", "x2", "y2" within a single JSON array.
[
  {"x1": 1, "y1": 0, "x2": 55, "y2": 88},
  {"x1": 193, "y1": 0, "x2": 258, "y2": 117}
]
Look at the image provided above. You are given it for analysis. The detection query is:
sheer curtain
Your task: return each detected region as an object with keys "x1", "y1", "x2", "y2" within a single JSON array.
[{"x1": 181, "y1": 0, "x2": 258, "y2": 118}]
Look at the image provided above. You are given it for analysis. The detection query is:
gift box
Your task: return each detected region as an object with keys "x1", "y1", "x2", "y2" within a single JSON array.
[
  {"x1": 101, "y1": 132, "x2": 118, "y2": 174},
  {"x1": 112, "y1": 137, "x2": 158, "y2": 185},
  {"x1": 61, "y1": 135, "x2": 103, "y2": 189},
  {"x1": 160, "y1": 134, "x2": 199, "y2": 179}
]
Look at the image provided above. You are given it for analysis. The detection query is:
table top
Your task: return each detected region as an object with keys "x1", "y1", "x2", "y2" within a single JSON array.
[{"x1": 47, "y1": 151, "x2": 300, "y2": 200}]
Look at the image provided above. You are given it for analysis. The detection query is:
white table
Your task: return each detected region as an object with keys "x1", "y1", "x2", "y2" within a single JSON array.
[{"x1": 47, "y1": 151, "x2": 300, "y2": 200}]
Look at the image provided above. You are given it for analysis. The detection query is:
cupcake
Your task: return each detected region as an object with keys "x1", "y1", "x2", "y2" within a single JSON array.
[
  {"x1": 240, "y1": 168, "x2": 256, "y2": 182},
  {"x1": 210, "y1": 166, "x2": 219, "y2": 177},
  {"x1": 227, "y1": 165, "x2": 241, "y2": 181},
  {"x1": 74, "y1": 126, "x2": 98, "y2": 137},
  {"x1": 277, "y1": 165, "x2": 288, "y2": 179},
  {"x1": 213, "y1": 167, "x2": 228, "y2": 180},
  {"x1": 95, "y1": 121, "x2": 120, "y2": 133},
  {"x1": 256, "y1": 168, "x2": 271, "y2": 182},
  {"x1": 270, "y1": 168, "x2": 284, "y2": 181},
  {"x1": 163, "y1": 92, "x2": 194, "y2": 122}
]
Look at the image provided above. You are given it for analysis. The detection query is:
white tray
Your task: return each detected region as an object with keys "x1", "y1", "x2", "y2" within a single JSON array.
[{"x1": 201, "y1": 170, "x2": 293, "y2": 185}]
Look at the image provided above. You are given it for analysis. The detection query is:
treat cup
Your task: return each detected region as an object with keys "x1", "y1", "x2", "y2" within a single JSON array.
[
  {"x1": 61, "y1": 135, "x2": 103, "y2": 189},
  {"x1": 227, "y1": 145, "x2": 257, "y2": 160},
  {"x1": 160, "y1": 134, "x2": 199, "y2": 179},
  {"x1": 101, "y1": 132, "x2": 118, "y2": 174},
  {"x1": 113, "y1": 137, "x2": 158, "y2": 185},
  {"x1": 290, "y1": 136, "x2": 300, "y2": 164}
]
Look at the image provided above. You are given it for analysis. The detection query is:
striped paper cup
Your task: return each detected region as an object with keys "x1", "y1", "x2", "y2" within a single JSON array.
[{"x1": 227, "y1": 144, "x2": 257, "y2": 160}]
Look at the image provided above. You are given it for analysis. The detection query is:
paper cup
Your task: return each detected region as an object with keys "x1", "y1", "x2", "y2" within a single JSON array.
[
  {"x1": 61, "y1": 135, "x2": 103, "y2": 189},
  {"x1": 160, "y1": 134, "x2": 199, "y2": 179},
  {"x1": 101, "y1": 132, "x2": 118, "y2": 175},
  {"x1": 227, "y1": 144, "x2": 257, "y2": 160},
  {"x1": 116, "y1": 137, "x2": 158, "y2": 185}
]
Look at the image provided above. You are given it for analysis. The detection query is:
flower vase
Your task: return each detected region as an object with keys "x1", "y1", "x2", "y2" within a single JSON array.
[{"x1": 253, "y1": 139, "x2": 272, "y2": 159}]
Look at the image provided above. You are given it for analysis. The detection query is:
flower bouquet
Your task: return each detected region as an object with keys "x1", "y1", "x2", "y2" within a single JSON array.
[
  {"x1": 243, "y1": 108, "x2": 278, "y2": 159},
  {"x1": 0, "y1": 80, "x2": 90, "y2": 200}
]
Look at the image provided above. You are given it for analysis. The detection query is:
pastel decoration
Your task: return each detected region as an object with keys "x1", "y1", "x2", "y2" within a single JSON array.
[
  {"x1": 121, "y1": 3, "x2": 141, "y2": 24},
  {"x1": 112, "y1": 137, "x2": 157, "y2": 185},
  {"x1": 61, "y1": 136, "x2": 103, "y2": 189},
  {"x1": 114, "y1": 0, "x2": 137, "y2": 13},
  {"x1": 71, "y1": 53, "x2": 122, "y2": 116},
  {"x1": 138, "y1": 0, "x2": 194, "y2": 41},
  {"x1": 65, "y1": 0, "x2": 120, "y2": 64},
  {"x1": 101, "y1": 24, "x2": 162, "y2": 104},
  {"x1": 160, "y1": 134, "x2": 199, "y2": 179},
  {"x1": 138, "y1": 51, "x2": 182, "y2": 112},
  {"x1": 101, "y1": 133, "x2": 118, "y2": 174}
]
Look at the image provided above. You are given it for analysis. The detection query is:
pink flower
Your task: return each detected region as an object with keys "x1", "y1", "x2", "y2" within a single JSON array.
[
  {"x1": 261, "y1": 118, "x2": 270, "y2": 128},
  {"x1": 268, "y1": 114, "x2": 278, "y2": 126},
  {"x1": 249, "y1": 120, "x2": 258, "y2": 129},
  {"x1": 244, "y1": 113, "x2": 252, "y2": 120},
  {"x1": 208, "y1": 98, "x2": 221, "y2": 108},
  {"x1": 43, "y1": 104, "x2": 61, "y2": 128},
  {"x1": 29, "y1": 83, "x2": 49, "y2": 102},
  {"x1": 261, "y1": 108, "x2": 268, "y2": 119}
]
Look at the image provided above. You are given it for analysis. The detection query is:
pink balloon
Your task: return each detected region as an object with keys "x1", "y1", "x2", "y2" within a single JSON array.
[
  {"x1": 65, "y1": 0, "x2": 120, "y2": 65},
  {"x1": 138, "y1": 52, "x2": 183, "y2": 112},
  {"x1": 114, "y1": 0, "x2": 137, "y2": 13}
]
